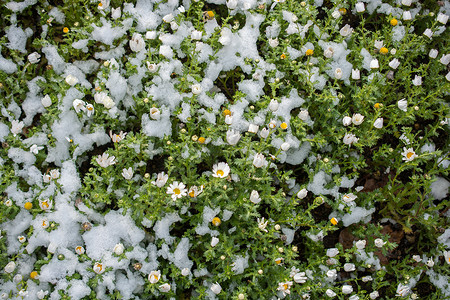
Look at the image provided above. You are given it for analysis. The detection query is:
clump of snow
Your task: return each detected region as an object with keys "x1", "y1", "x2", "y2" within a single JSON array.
[{"x1": 430, "y1": 177, "x2": 449, "y2": 200}]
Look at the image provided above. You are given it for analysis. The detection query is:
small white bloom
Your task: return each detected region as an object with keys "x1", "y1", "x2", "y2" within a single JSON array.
[
  {"x1": 298, "y1": 109, "x2": 309, "y2": 121},
  {"x1": 113, "y1": 243, "x2": 125, "y2": 255},
  {"x1": 148, "y1": 270, "x2": 161, "y2": 283},
  {"x1": 170, "y1": 21, "x2": 179, "y2": 31},
  {"x1": 343, "y1": 263, "x2": 355, "y2": 272},
  {"x1": 98, "y1": 0, "x2": 109, "y2": 9},
  {"x1": 102, "y1": 95, "x2": 115, "y2": 109},
  {"x1": 65, "y1": 74, "x2": 78, "y2": 86},
  {"x1": 259, "y1": 127, "x2": 269, "y2": 139},
  {"x1": 426, "y1": 258, "x2": 435, "y2": 267},
  {"x1": 159, "y1": 45, "x2": 173, "y2": 58},
  {"x1": 191, "y1": 30, "x2": 202, "y2": 40},
  {"x1": 152, "y1": 172, "x2": 169, "y2": 187},
  {"x1": 437, "y1": 13, "x2": 449, "y2": 24},
  {"x1": 440, "y1": 54, "x2": 450, "y2": 65},
  {"x1": 37, "y1": 290, "x2": 49, "y2": 300},
  {"x1": 343, "y1": 133, "x2": 358, "y2": 145},
  {"x1": 163, "y1": 13, "x2": 174, "y2": 23},
  {"x1": 111, "y1": 7, "x2": 121, "y2": 19},
  {"x1": 355, "y1": 240, "x2": 366, "y2": 249},
  {"x1": 352, "y1": 113, "x2": 364, "y2": 125},
  {"x1": 191, "y1": 84, "x2": 202, "y2": 95},
  {"x1": 178, "y1": 5, "x2": 185, "y2": 13},
  {"x1": 269, "y1": 99, "x2": 279, "y2": 111},
  {"x1": 150, "y1": 107, "x2": 160, "y2": 120},
  {"x1": 96, "y1": 153, "x2": 116, "y2": 168},
  {"x1": 277, "y1": 281, "x2": 293, "y2": 296},
  {"x1": 402, "y1": 147, "x2": 418, "y2": 161},
  {"x1": 340, "y1": 24, "x2": 353, "y2": 37},
  {"x1": 257, "y1": 217, "x2": 268, "y2": 232},
  {"x1": 85, "y1": 104, "x2": 94, "y2": 116},
  {"x1": 280, "y1": 142, "x2": 290, "y2": 151},
  {"x1": 39, "y1": 199, "x2": 52, "y2": 210},
  {"x1": 48, "y1": 242, "x2": 57, "y2": 254},
  {"x1": 294, "y1": 272, "x2": 307, "y2": 283},
  {"x1": 370, "y1": 59, "x2": 379, "y2": 69},
  {"x1": 18, "y1": 290, "x2": 28, "y2": 297},
  {"x1": 403, "y1": 11, "x2": 412, "y2": 20},
  {"x1": 225, "y1": 114, "x2": 233, "y2": 125},
  {"x1": 268, "y1": 38, "x2": 279, "y2": 48},
  {"x1": 374, "y1": 238, "x2": 386, "y2": 248},
  {"x1": 374, "y1": 40, "x2": 384, "y2": 49},
  {"x1": 11, "y1": 120, "x2": 24, "y2": 136},
  {"x1": 326, "y1": 289, "x2": 337, "y2": 297},
  {"x1": 4, "y1": 199, "x2": 12, "y2": 207},
  {"x1": 423, "y1": 28, "x2": 433, "y2": 39},
  {"x1": 401, "y1": 0, "x2": 412, "y2": 5},
  {"x1": 297, "y1": 188, "x2": 308, "y2": 199},
  {"x1": 211, "y1": 237, "x2": 219, "y2": 247},
  {"x1": 355, "y1": 2, "x2": 365, "y2": 13},
  {"x1": 4, "y1": 261, "x2": 16, "y2": 273},
  {"x1": 181, "y1": 268, "x2": 190, "y2": 276},
  {"x1": 212, "y1": 162, "x2": 230, "y2": 178},
  {"x1": 349, "y1": 295, "x2": 359, "y2": 300},
  {"x1": 412, "y1": 255, "x2": 422, "y2": 262},
  {"x1": 250, "y1": 190, "x2": 261, "y2": 204},
  {"x1": 75, "y1": 246, "x2": 85, "y2": 255},
  {"x1": 374, "y1": 117, "x2": 383, "y2": 129},
  {"x1": 331, "y1": 10, "x2": 341, "y2": 19},
  {"x1": 327, "y1": 269, "x2": 337, "y2": 280},
  {"x1": 351, "y1": 69, "x2": 360, "y2": 80},
  {"x1": 369, "y1": 291, "x2": 379, "y2": 299},
  {"x1": 252, "y1": 153, "x2": 267, "y2": 168},
  {"x1": 326, "y1": 248, "x2": 339, "y2": 257},
  {"x1": 43, "y1": 174, "x2": 51, "y2": 183},
  {"x1": 362, "y1": 276, "x2": 373, "y2": 282},
  {"x1": 396, "y1": 283, "x2": 410, "y2": 297},
  {"x1": 334, "y1": 68, "x2": 343, "y2": 79},
  {"x1": 248, "y1": 124, "x2": 259, "y2": 134},
  {"x1": 412, "y1": 75, "x2": 422, "y2": 86},
  {"x1": 159, "y1": 283, "x2": 171, "y2": 293},
  {"x1": 342, "y1": 285, "x2": 353, "y2": 294},
  {"x1": 443, "y1": 251, "x2": 450, "y2": 264},
  {"x1": 18, "y1": 235, "x2": 26, "y2": 243},
  {"x1": 398, "y1": 99, "x2": 408, "y2": 112},
  {"x1": 30, "y1": 144, "x2": 44, "y2": 154},
  {"x1": 73, "y1": 99, "x2": 85, "y2": 113},
  {"x1": 41, "y1": 94, "x2": 52, "y2": 107},
  {"x1": 389, "y1": 58, "x2": 400, "y2": 69},
  {"x1": 166, "y1": 181, "x2": 188, "y2": 200},
  {"x1": 211, "y1": 282, "x2": 222, "y2": 294},
  {"x1": 226, "y1": 129, "x2": 241, "y2": 145},
  {"x1": 109, "y1": 130, "x2": 127, "y2": 143},
  {"x1": 342, "y1": 116, "x2": 352, "y2": 126},
  {"x1": 324, "y1": 46, "x2": 334, "y2": 58},
  {"x1": 429, "y1": 49, "x2": 438, "y2": 58},
  {"x1": 342, "y1": 193, "x2": 357, "y2": 203},
  {"x1": 130, "y1": 33, "x2": 145, "y2": 52},
  {"x1": 122, "y1": 167, "x2": 133, "y2": 180},
  {"x1": 28, "y1": 52, "x2": 41, "y2": 64},
  {"x1": 227, "y1": 0, "x2": 238, "y2": 9},
  {"x1": 147, "y1": 62, "x2": 158, "y2": 73}
]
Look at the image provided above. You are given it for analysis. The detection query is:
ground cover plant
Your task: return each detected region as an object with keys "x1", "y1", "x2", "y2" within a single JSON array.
[{"x1": 0, "y1": 0, "x2": 449, "y2": 299}]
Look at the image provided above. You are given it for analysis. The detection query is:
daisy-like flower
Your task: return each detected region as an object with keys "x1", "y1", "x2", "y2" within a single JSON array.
[
  {"x1": 275, "y1": 257, "x2": 284, "y2": 265},
  {"x1": 50, "y1": 169, "x2": 60, "y2": 179},
  {"x1": 150, "y1": 107, "x2": 161, "y2": 120},
  {"x1": 166, "y1": 181, "x2": 187, "y2": 200},
  {"x1": 109, "y1": 130, "x2": 127, "y2": 143},
  {"x1": 75, "y1": 246, "x2": 85, "y2": 255},
  {"x1": 191, "y1": 84, "x2": 202, "y2": 95},
  {"x1": 374, "y1": 238, "x2": 386, "y2": 248},
  {"x1": 340, "y1": 24, "x2": 353, "y2": 37},
  {"x1": 212, "y1": 162, "x2": 230, "y2": 178},
  {"x1": 159, "y1": 283, "x2": 171, "y2": 293},
  {"x1": 342, "y1": 193, "x2": 357, "y2": 203},
  {"x1": 129, "y1": 33, "x2": 145, "y2": 52},
  {"x1": 257, "y1": 217, "x2": 268, "y2": 232},
  {"x1": 443, "y1": 251, "x2": 450, "y2": 264},
  {"x1": 396, "y1": 283, "x2": 410, "y2": 297},
  {"x1": 343, "y1": 133, "x2": 358, "y2": 145},
  {"x1": 260, "y1": 128, "x2": 269, "y2": 139},
  {"x1": 30, "y1": 144, "x2": 44, "y2": 154},
  {"x1": 85, "y1": 104, "x2": 94, "y2": 117},
  {"x1": 188, "y1": 185, "x2": 204, "y2": 197},
  {"x1": 41, "y1": 94, "x2": 52, "y2": 107},
  {"x1": 398, "y1": 99, "x2": 408, "y2": 112},
  {"x1": 73, "y1": 99, "x2": 86, "y2": 113},
  {"x1": 65, "y1": 74, "x2": 78, "y2": 86},
  {"x1": 11, "y1": 120, "x2": 24, "y2": 136},
  {"x1": 122, "y1": 167, "x2": 133, "y2": 180},
  {"x1": 250, "y1": 190, "x2": 261, "y2": 204},
  {"x1": 352, "y1": 113, "x2": 364, "y2": 125},
  {"x1": 277, "y1": 281, "x2": 293, "y2": 296},
  {"x1": 211, "y1": 282, "x2": 222, "y2": 294},
  {"x1": 294, "y1": 272, "x2": 307, "y2": 283},
  {"x1": 93, "y1": 262, "x2": 105, "y2": 274},
  {"x1": 43, "y1": 174, "x2": 51, "y2": 183},
  {"x1": 152, "y1": 172, "x2": 169, "y2": 187},
  {"x1": 18, "y1": 235, "x2": 26, "y2": 243},
  {"x1": 96, "y1": 153, "x2": 116, "y2": 168},
  {"x1": 253, "y1": 153, "x2": 267, "y2": 168},
  {"x1": 226, "y1": 129, "x2": 241, "y2": 145},
  {"x1": 401, "y1": 147, "x2": 418, "y2": 161},
  {"x1": 39, "y1": 199, "x2": 52, "y2": 210}
]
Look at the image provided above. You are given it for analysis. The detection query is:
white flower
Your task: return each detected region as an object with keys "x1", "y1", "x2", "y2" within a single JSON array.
[
  {"x1": 148, "y1": 270, "x2": 161, "y2": 283},
  {"x1": 340, "y1": 24, "x2": 353, "y2": 37},
  {"x1": 94, "y1": 92, "x2": 106, "y2": 104},
  {"x1": 280, "y1": 142, "x2": 290, "y2": 151},
  {"x1": 343, "y1": 263, "x2": 355, "y2": 272},
  {"x1": 39, "y1": 199, "x2": 52, "y2": 210},
  {"x1": 389, "y1": 58, "x2": 400, "y2": 69},
  {"x1": 351, "y1": 69, "x2": 360, "y2": 80},
  {"x1": 93, "y1": 262, "x2": 105, "y2": 274},
  {"x1": 226, "y1": 129, "x2": 241, "y2": 145},
  {"x1": 370, "y1": 59, "x2": 379, "y2": 69},
  {"x1": 225, "y1": 114, "x2": 233, "y2": 125},
  {"x1": 401, "y1": 0, "x2": 412, "y2": 6},
  {"x1": 28, "y1": 52, "x2": 41, "y2": 64},
  {"x1": 294, "y1": 272, "x2": 307, "y2": 283},
  {"x1": 4, "y1": 261, "x2": 15, "y2": 273},
  {"x1": 41, "y1": 94, "x2": 52, "y2": 107},
  {"x1": 258, "y1": 127, "x2": 269, "y2": 139},
  {"x1": 423, "y1": 28, "x2": 433, "y2": 39},
  {"x1": 191, "y1": 84, "x2": 202, "y2": 95},
  {"x1": 343, "y1": 133, "x2": 358, "y2": 145},
  {"x1": 113, "y1": 243, "x2": 124, "y2": 255},
  {"x1": 166, "y1": 181, "x2": 187, "y2": 200},
  {"x1": 323, "y1": 46, "x2": 334, "y2": 58},
  {"x1": 342, "y1": 193, "x2": 357, "y2": 203},
  {"x1": 163, "y1": 13, "x2": 174, "y2": 23},
  {"x1": 248, "y1": 124, "x2": 259, "y2": 134},
  {"x1": 342, "y1": 116, "x2": 352, "y2": 126},
  {"x1": 170, "y1": 21, "x2": 178, "y2": 31},
  {"x1": 401, "y1": 147, "x2": 418, "y2": 161},
  {"x1": 11, "y1": 120, "x2": 24, "y2": 136},
  {"x1": 349, "y1": 296, "x2": 359, "y2": 300},
  {"x1": 362, "y1": 276, "x2": 373, "y2": 282},
  {"x1": 355, "y1": 2, "x2": 365, "y2": 12},
  {"x1": 159, "y1": 45, "x2": 173, "y2": 58},
  {"x1": 297, "y1": 188, "x2": 308, "y2": 199},
  {"x1": 355, "y1": 240, "x2": 366, "y2": 249},
  {"x1": 326, "y1": 289, "x2": 336, "y2": 297},
  {"x1": 298, "y1": 109, "x2": 309, "y2": 121},
  {"x1": 437, "y1": 13, "x2": 449, "y2": 24},
  {"x1": 147, "y1": 62, "x2": 158, "y2": 72},
  {"x1": 374, "y1": 238, "x2": 386, "y2": 248},
  {"x1": 191, "y1": 30, "x2": 202, "y2": 40},
  {"x1": 374, "y1": 40, "x2": 384, "y2": 49},
  {"x1": 326, "y1": 248, "x2": 339, "y2": 257},
  {"x1": 334, "y1": 68, "x2": 343, "y2": 79},
  {"x1": 159, "y1": 283, "x2": 171, "y2": 293},
  {"x1": 30, "y1": 144, "x2": 44, "y2": 154},
  {"x1": 211, "y1": 237, "x2": 219, "y2": 247},
  {"x1": 48, "y1": 242, "x2": 57, "y2": 254},
  {"x1": 65, "y1": 74, "x2": 78, "y2": 86},
  {"x1": 257, "y1": 217, "x2": 268, "y2": 232},
  {"x1": 412, "y1": 255, "x2": 422, "y2": 262},
  {"x1": 181, "y1": 268, "x2": 190, "y2": 276},
  {"x1": 4, "y1": 199, "x2": 12, "y2": 207},
  {"x1": 426, "y1": 258, "x2": 435, "y2": 267},
  {"x1": 374, "y1": 117, "x2": 383, "y2": 129},
  {"x1": 37, "y1": 290, "x2": 49, "y2": 300},
  {"x1": 268, "y1": 38, "x2": 279, "y2": 48},
  {"x1": 403, "y1": 11, "x2": 412, "y2": 20},
  {"x1": 149, "y1": 107, "x2": 160, "y2": 120},
  {"x1": 396, "y1": 283, "x2": 410, "y2": 297},
  {"x1": 211, "y1": 282, "x2": 222, "y2": 294},
  {"x1": 412, "y1": 75, "x2": 422, "y2": 86},
  {"x1": 268, "y1": 120, "x2": 277, "y2": 129},
  {"x1": 332, "y1": 10, "x2": 341, "y2": 19},
  {"x1": 96, "y1": 153, "x2": 116, "y2": 168},
  {"x1": 440, "y1": 54, "x2": 450, "y2": 65},
  {"x1": 102, "y1": 96, "x2": 115, "y2": 109},
  {"x1": 122, "y1": 167, "x2": 133, "y2": 180},
  {"x1": 352, "y1": 113, "x2": 364, "y2": 125},
  {"x1": 429, "y1": 49, "x2": 439, "y2": 59},
  {"x1": 252, "y1": 153, "x2": 267, "y2": 168},
  {"x1": 43, "y1": 174, "x2": 51, "y2": 183},
  {"x1": 369, "y1": 291, "x2": 379, "y2": 299},
  {"x1": 277, "y1": 281, "x2": 293, "y2": 296},
  {"x1": 98, "y1": 0, "x2": 109, "y2": 9},
  {"x1": 250, "y1": 190, "x2": 261, "y2": 204},
  {"x1": 110, "y1": 130, "x2": 127, "y2": 143},
  {"x1": 18, "y1": 290, "x2": 28, "y2": 297},
  {"x1": 111, "y1": 7, "x2": 121, "y2": 19},
  {"x1": 75, "y1": 246, "x2": 85, "y2": 255},
  {"x1": 85, "y1": 104, "x2": 94, "y2": 116},
  {"x1": 212, "y1": 162, "x2": 231, "y2": 178},
  {"x1": 178, "y1": 5, "x2": 185, "y2": 13},
  {"x1": 342, "y1": 285, "x2": 353, "y2": 294},
  {"x1": 443, "y1": 251, "x2": 450, "y2": 264},
  {"x1": 73, "y1": 99, "x2": 85, "y2": 113},
  {"x1": 152, "y1": 172, "x2": 169, "y2": 187},
  {"x1": 146, "y1": 31, "x2": 157, "y2": 39},
  {"x1": 269, "y1": 99, "x2": 279, "y2": 111},
  {"x1": 398, "y1": 99, "x2": 408, "y2": 112},
  {"x1": 400, "y1": 133, "x2": 410, "y2": 144},
  {"x1": 327, "y1": 269, "x2": 337, "y2": 280},
  {"x1": 227, "y1": 0, "x2": 238, "y2": 9}
]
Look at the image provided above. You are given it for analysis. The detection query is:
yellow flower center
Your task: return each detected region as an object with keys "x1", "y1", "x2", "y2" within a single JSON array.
[
  {"x1": 390, "y1": 19, "x2": 398, "y2": 26},
  {"x1": 30, "y1": 271, "x2": 38, "y2": 279},
  {"x1": 198, "y1": 137, "x2": 206, "y2": 144},
  {"x1": 207, "y1": 11, "x2": 214, "y2": 18},
  {"x1": 63, "y1": 27, "x2": 69, "y2": 33},
  {"x1": 24, "y1": 202, "x2": 32, "y2": 210},
  {"x1": 42, "y1": 221, "x2": 47, "y2": 227},
  {"x1": 406, "y1": 152, "x2": 414, "y2": 159},
  {"x1": 223, "y1": 109, "x2": 231, "y2": 116},
  {"x1": 96, "y1": 264, "x2": 103, "y2": 272},
  {"x1": 330, "y1": 218, "x2": 338, "y2": 225},
  {"x1": 173, "y1": 188, "x2": 181, "y2": 195},
  {"x1": 76, "y1": 246, "x2": 82, "y2": 252},
  {"x1": 216, "y1": 170, "x2": 224, "y2": 177},
  {"x1": 280, "y1": 122, "x2": 288, "y2": 129},
  {"x1": 280, "y1": 53, "x2": 286, "y2": 59},
  {"x1": 339, "y1": 8, "x2": 347, "y2": 15},
  {"x1": 212, "y1": 217, "x2": 221, "y2": 226},
  {"x1": 283, "y1": 283, "x2": 289, "y2": 290},
  {"x1": 275, "y1": 259, "x2": 282, "y2": 265},
  {"x1": 42, "y1": 201, "x2": 49, "y2": 209},
  {"x1": 151, "y1": 274, "x2": 158, "y2": 281},
  {"x1": 380, "y1": 47, "x2": 388, "y2": 54},
  {"x1": 374, "y1": 103, "x2": 381, "y2": 109},
  {"x1": 306, "y1": 49, "x2": 314, "y2": 56},
  {"x1": 87, "y1": 106, "x2": 93, "y2": 111},
  {"x1": 189, "y1": 190, "x2": 195, "y2": 197}
]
